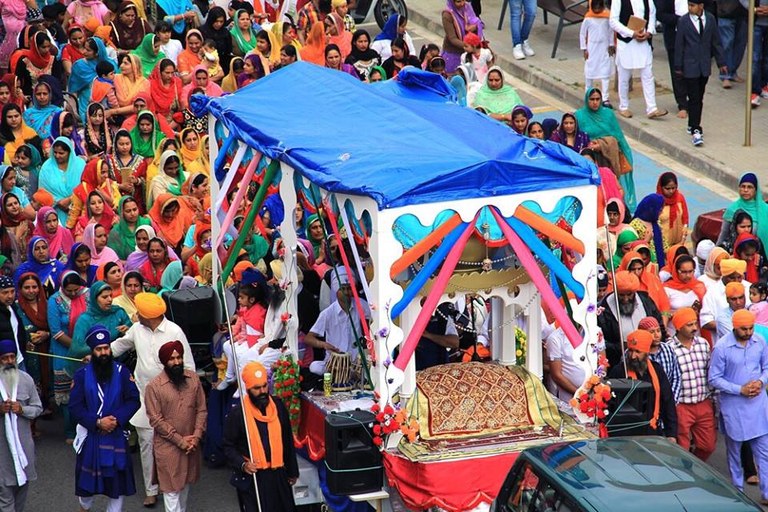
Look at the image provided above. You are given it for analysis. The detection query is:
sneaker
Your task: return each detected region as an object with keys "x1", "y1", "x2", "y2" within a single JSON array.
[
  {"x1": 762, "y1": 86, "x2": 768, "y2": 99},
  {"x1": 692, "y1": 130, "x2": 703, "y2": 146},
  {"x1": 512, "y1": 44, "x2": 526, "y2": 60},
  {"x1": 602, "y1": 100, "x2": 613, "y2": 109},
  {"x1": 522, "y1": 40, "x2": 535, "y2": 57},
  {"x1": 752, "y1": 93, "x2": 761, "y2": 107},
  {"x1": 686, "y1": 126, "x2": 692, "y2": 134}
]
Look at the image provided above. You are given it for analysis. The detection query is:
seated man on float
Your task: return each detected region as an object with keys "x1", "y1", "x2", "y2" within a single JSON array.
[
  {"x1": 303, "y1": 272, "x2": 370, "y2": 376},
  {"x1": 415, "y1": 301, "x2": 460, "y2": 371},
  {"x1": 608, "y1": 329, "x2": 678, "y2": 440}
]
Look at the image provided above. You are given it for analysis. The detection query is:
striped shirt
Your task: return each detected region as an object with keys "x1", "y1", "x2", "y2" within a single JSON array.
[
  {"x1": 650, "y1": 341, "x2": 682, "y2": 403},
  {"x1": 671, "y1": 335, "x2": 711, "y2": 404}
]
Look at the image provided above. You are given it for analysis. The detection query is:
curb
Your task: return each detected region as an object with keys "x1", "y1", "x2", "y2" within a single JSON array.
[{"x1": 407, "y1": 8, "x2": 743, "y2": 192}]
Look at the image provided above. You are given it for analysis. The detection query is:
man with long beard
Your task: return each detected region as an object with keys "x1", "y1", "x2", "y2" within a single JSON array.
[
  {"x1": 598, "y1": 270, "x2": 666, "y2": 369},
  {"x1": 223, "y1": 361, "x2": 299, "y2": 512},
  {"x1": 609, "y1": 329, "x2": 678, "y2": 439},
  {"x1": 110, "y1": 292, "x2": 195, "y2": 508},
  {"x1": 70, "y1": 325, "x2": 140, "y2": 512},
  {"x1": 709, "y1": 309, "x2": 768, "y2": 505},
  {"x1": 0, "y1": 339, "x2": 41, "y2": 511},
  {"x1": 145, "y1": 341, "x2": 207, "y2": 512}
]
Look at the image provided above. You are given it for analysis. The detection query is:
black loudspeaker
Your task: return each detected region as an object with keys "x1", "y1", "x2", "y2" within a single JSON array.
[
  {"x1": 324, "y1": 410, "x2": 383, "y2": 495},
  {"x1": 606, "y1": 379, "x2": 653, "y2": 437},
  {"x1": 163, "y1": 286, "x2": 217, "y2": 344}
]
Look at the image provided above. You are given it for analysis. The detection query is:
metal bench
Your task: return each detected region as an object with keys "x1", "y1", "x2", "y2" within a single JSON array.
[{"x1": 497, "y1": 0, "x2": 589, "y2": 58}]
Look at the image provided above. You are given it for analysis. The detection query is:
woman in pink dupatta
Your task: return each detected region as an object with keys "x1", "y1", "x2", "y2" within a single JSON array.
[
  {"x1": 180, "y1": 66, "x2": 223, "y2": 110},
  {"x1": 0, "y1": 0, "x2": 27, "y2": 71},
  {"x1": 326, "y1": 12, "x2": 352, "y2": 60},
  {"x1": 33, "y1": 206, "x2": 75, "y2": 262}
]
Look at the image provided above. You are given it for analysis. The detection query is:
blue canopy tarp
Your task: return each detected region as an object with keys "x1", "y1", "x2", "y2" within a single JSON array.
[{"x1": 192, "y1": 62, "x2": 599, "y2": 211}]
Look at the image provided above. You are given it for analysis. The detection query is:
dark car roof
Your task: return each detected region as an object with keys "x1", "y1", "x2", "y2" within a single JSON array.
[{"x1": 521, "y1": 436, "x2": 761, "y2": 512}]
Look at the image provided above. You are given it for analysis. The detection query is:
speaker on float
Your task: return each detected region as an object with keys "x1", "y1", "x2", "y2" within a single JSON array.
[
  {"x1": 162, "y1": 286, "x2": 217, "y2": 344},
  {"x1": 324, "y1": 410, "x2": 383, "y2": 495}
]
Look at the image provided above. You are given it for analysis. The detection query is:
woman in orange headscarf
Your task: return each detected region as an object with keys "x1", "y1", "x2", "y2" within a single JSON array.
[
  {"x1": 148, "y1": 194, "x2": 195, "y2": 251},
  {"x1": 619, "y1": 251, "x2": 670, "y2": 325},
  {"x1": 300, "y1": 23, "x2": 327, "y2": 65},
  {"x1": 664, "y1": 253, "x2": 706, "y2": 324},
  {"x1": 325, "y1": 12, "x2": 351, "y2": 59},
  {"x1": 67, "y1": 159, "x2": 120, "y2": 229}
]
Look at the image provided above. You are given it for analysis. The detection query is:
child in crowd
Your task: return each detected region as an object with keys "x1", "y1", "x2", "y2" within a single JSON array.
[
  {"x1": 674, "y1": 0, "x2": 726, "y2": 146},
  {"x1": 419, "y1": 43, "x2": 440, "y2": 70},
  {"x1": 201, "y1": 39, "x2": 224, "y2": 81},
  {"x1": 579, "y1": 0, "x2": 615, "y2": 108},
  {"x1": 460, "y1": 32, "x2": 493, "y2": 83},
  {"x1": 510, "y1": 105, "x2": 533, "y2": 135},
  {"x1": 749, "y1": 282, "x2": 768, "y2": 325},
  {"x1": 90, "y1": 61, "x2": 120, "y2": 114}
]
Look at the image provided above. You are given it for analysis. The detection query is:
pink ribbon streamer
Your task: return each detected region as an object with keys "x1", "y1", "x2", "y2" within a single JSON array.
[
  {"x1": 393, "y1": 213, "x2": 479, "y2": 371},
  {"x1": 490, "y1": 207, "x2": 582, "y2": 349}
]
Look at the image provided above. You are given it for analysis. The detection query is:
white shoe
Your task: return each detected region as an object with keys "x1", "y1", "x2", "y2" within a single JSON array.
[
  {"x1": 522, "y1": 40, "x2": 535, "y2": 57},
  {"x1": 512, "y1": 44, "x2": 526, "y2": 60},
  {"x1": 692, "y1": 130, "x2": 703, "y2": 146}
]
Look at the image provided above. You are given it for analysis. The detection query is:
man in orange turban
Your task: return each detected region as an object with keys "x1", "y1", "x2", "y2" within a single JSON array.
[
  {"x1": 668, "y1": 307, "x2": 716, "y2": 461},
  {"x1": 700, "y1": 258, "x2": 750, "y2": 337},
  {"x1": 598, "y1": 270, "x2": 667, "y2": 369},
  {"x1": 709, "y1": 306, "x2": 768, "y2": 499},
  {"x1": 223, "y1": 361, "x2": 299, "y2": 511},
  {"x1": 609, "y1": 330, "x2": 678, "y2": 441},
  {"x1": 712, "y1": 281, "x2": 762, "y2": 341}
]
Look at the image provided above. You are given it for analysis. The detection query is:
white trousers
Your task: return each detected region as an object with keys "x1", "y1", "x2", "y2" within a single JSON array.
[
  {"x1": 617, "y1": 63, "x2": 657, "y2": 114},
  {"x1": 78, "y1": 495, "x2": 124, "y2": 512},
  {"x1": 163, "y1": 486, "x2": 190, "y2": 512},
  {"x1": 136, "y1": 426, "x2": 159, "y2": 497},
  {"x1": 585, "y1": 78, "x2": 611, "y2": 101}
]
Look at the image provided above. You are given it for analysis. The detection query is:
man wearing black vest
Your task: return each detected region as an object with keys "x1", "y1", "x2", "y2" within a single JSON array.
[{"x1": 609, "y1": 0, "x2": 669, "y2": 119}]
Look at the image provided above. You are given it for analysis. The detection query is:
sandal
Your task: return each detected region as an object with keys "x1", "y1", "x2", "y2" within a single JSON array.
[{"x1": 143, "y1": 496, "x2": 158, "y2": 508}]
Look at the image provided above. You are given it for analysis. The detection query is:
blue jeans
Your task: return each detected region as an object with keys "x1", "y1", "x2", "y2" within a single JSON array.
[
  {"x1": 509, "y1": 0, "x2": 537, "y2": 45},
  {"x1": 718, "y1": 16, "x2": 747, "y2": 79},
  {"x1": 750, "y1": 24, "x2": 768, "y2": 93}
]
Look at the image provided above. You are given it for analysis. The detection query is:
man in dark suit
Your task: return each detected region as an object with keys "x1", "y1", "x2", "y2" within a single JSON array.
[{"x1": 675, "y1": 0, "x2": 727, "y2": 146}]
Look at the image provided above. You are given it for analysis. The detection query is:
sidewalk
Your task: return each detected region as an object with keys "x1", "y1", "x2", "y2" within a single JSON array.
[{"x1": 407, "y1": 0, "x2": 768, "y2": 192}]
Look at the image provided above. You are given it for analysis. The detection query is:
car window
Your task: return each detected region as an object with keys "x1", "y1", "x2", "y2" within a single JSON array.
[
  {"x1": 531, "y1": 480, "x2": 578, "y2": 512},
  {"x1": 506, "y1": 462, "x2": 541, "y2": 512}
]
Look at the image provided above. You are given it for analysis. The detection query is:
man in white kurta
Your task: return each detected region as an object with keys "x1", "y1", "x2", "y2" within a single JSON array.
[
  {"x1": 0, "y1": 340, "x2": 41, "y2": 512},
  {"x1": 609, "y1": 0, "x2": 668, "y2": 118},
  {"x1": 111, "y1": 293, "x2": 195, "y2": 507}
]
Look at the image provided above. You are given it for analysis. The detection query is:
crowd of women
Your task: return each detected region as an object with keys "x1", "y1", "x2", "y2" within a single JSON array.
[{"x1": 1, "y1": 0, "x2": 767, "y2": 476}]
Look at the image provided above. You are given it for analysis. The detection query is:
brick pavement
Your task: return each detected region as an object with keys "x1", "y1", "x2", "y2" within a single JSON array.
[{"x1": 407, "y1": 0, "x2": 768, "y2": 193}]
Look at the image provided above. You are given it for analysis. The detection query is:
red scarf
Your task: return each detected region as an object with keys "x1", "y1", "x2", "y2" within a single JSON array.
[
  {"x1": 733, "y1": 232, "x2": 761, "y2": 283},
  {"x1": 664, "y1": 255, "x2": 706, "y2": 301},
  {"x1": 656, "y1": 183, "x2": 689, "y2": 230},
  {"x1": 17, "y1": 273, "x2": 49, "y2": 330},
  {"x1": 627, "y1": 359, "x2": 660, "y2": 430}
]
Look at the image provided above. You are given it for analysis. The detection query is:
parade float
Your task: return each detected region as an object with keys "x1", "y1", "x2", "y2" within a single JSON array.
[{"x1": 194, "y1": 63, "x2": 602, "y2": 511}]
